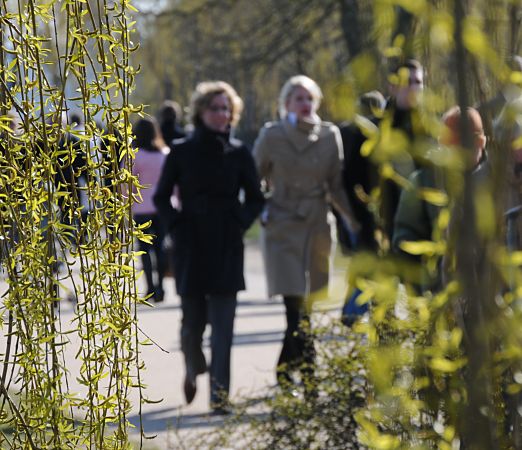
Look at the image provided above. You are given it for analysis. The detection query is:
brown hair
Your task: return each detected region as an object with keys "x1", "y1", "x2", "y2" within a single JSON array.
[
  {"x1": 132, "y1": 116, "x2": 165, "y2": 152},
  {"x1": 160, "y1": 100, "x2": 182, "y2": 123},
  {"x1": 189, "y1": 81, "x2": 243, "y2": 128}
]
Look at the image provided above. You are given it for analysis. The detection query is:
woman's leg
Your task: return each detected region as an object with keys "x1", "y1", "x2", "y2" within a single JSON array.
[
  {"x1": 180, "y1": 295, "x2": 207, "y2": 404},
  {"x1": 207, "y1": 294, "x2": 237, "y2": 409},
  {"x1": 150, "y1": 216, "x2": 166, "y2": 301},
  {"x1": 277, "y1": 295, "x2": 315, "y2": 385},
  {"x1": 277, "y1": 295, "x2": 303, "y2": 383}
]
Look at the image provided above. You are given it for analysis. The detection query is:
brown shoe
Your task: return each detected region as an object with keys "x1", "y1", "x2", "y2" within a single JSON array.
[{"x1": 183, "y1": 374, "x2": 197, "y2": 404}]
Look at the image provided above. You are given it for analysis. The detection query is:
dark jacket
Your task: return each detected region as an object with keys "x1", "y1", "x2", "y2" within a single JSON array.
[
  {"x1": 339, "y1": 119, "x2": 380, "y2": 251},
  {"x1": 339, "y1": 102, "x2": 434, "y2": 249},
  {"x1": 379, "y1": 101, "x2": 434, "y2": 243},
  {"x1": 392, "y1": 166, "x2": 442, "y2": 255},
  {"x1": 160, "y1": 122, "x2": 186, "y2": 146},
  {"x1": 153, "y1": 125, "x2": 264, "y2": 296},
  {"x1": 392, "y1": 161, "x2": 449, "y2": 292}
]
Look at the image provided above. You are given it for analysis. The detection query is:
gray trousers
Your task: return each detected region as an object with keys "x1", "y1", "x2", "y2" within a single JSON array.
[{"x1": 180, "y1": 294, "x2": 237, "y2": 405}]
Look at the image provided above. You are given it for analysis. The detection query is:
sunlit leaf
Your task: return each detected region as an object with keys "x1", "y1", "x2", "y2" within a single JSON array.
[
  {"x1": 418, "y1": 188, "x2": 448, "y2": 206},
  {"x1": 430, "y1": 357, "x2": 467, "y2": 372},
  {"x1": 399, "y1": 240, "x2": 445, "y2": 256}
]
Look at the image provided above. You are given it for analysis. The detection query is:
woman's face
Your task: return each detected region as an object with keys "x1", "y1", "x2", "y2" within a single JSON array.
[
  {"x1": 285, "y1": 85, "x2": 315, "y2": 120},
  {"x1": 201, "y1": 93, "x2": 231, "y2": 132}
]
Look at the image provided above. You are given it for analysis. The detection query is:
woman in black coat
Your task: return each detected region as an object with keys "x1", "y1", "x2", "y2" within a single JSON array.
[{"x1": 153, "y1": 81, "x2": 264, "y2": 414}]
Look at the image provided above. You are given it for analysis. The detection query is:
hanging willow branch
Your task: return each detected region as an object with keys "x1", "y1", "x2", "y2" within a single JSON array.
[{"x1": 0, "y1": 0, "x2": 144, "y2": 447}]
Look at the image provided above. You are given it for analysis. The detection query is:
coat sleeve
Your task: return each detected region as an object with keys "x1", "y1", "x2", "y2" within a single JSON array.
[
  {"x1": 252, "y1": 124, "x2": 272, "y2": 181},
  {"x1": 326, "y1": 125, "x2": 361, "y2": 233},
  {"x1": 153, "y1": 147, "x2": 180, "y2": 232},
  {"x1": 237, "y1": 147, "x2": 265, "y2": 231}
]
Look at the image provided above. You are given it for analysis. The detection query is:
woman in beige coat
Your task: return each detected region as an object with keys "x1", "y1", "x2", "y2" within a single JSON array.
[{"x1": 253, "y1": 75, "x2": 359, "y2": 389}]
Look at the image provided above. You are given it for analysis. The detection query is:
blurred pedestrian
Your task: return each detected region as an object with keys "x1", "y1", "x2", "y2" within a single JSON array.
[
  {"x1": 159, "y1": 100, "x2": 186, "y2": 145},
  {"x1": 495, "y1": 97, "x2": 522, "y2": 248},
  {"x1": 252, "y1": 75, "x2": 360, "y2": 391},
  {"x1": 131, "y1": 117, "x2": 168, "y2": 303},
  {"x1": 393, "y1": 106, "x2": 486, "y2": 293},
  {"x1": 338, "y1": 90, "x2": 386, "y2": 325},
  {"x1": 338, "y1": 90, "x2": 385, "y2": 253},
  {"x1": 478, "y1": 55, "x2": 522, "y2": 134},
  {"x1": 55, "y1": 111, "x2": 84, "y2": 230},
  {"x1": 382, "y1": 60, "x2": 432, "y2": 241},
  {"x1": 0, "y1": 113, "x2": 21, "y2": 266},
  {"x1": 153, "y1": 81, "x2": 264, "y2": 414}
]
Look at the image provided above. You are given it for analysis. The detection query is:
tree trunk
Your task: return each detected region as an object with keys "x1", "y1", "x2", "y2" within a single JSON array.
[
  {"x1": 392, "y1": 6, "x2": 416, "y2": 58},
  {"x1": 338, "y1": 0, "x2": 363, "y2": 58},
  {"x1": 453, "y1": 0, "x2": 499, "y2": 448},
  {"x1": 509, "y1": 3, "x2": 521, "y2": 55}
]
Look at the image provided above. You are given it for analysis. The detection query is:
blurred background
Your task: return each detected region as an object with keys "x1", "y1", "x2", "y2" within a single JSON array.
[{"x1": 131, "y1": 0, "x2": 521, "y2": 144}]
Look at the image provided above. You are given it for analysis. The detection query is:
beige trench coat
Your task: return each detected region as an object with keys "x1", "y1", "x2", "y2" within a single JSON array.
[{"x1": 253, "y1": 119, "x2": 358, "y2": 298}]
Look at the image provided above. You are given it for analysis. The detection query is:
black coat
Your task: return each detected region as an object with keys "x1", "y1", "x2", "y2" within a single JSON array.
[
  {"x1": 339, "y1": 120, "x2": 380, "y2": 251},
  {"x1": 339, "y1": 104, "x2": 434, "y2": 248},
  {"x1": 160, "y1": 122, "x2": 186, "y2": 145},
  {"x1": 153, "y1": 125, "x2": 264, "y2": 296}
]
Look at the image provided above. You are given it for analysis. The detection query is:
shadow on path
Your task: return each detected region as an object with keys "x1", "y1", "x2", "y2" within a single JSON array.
[
  {"x1": 128, "y1": 395, "x2": 272, "y2": 433},
  {"x1": 135, "y1": 298, "x2": 283, "y2": 314},
  {"x1": 168, "y1": 329, "x2": 285, "y2": 352}
]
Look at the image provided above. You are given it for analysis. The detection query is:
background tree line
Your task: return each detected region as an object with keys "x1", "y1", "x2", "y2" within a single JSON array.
[{"x1": 132, "y1": 0, "x2": 520, "y2": 144}]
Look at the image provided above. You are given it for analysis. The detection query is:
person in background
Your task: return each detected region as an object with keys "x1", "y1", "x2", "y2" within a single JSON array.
[
  {"x1": 0, "y1": 113, "x2": 21, "y2": 267},
  {"x1": 57, "y1": 112, "x2": 84, "y2": 222},
  {"x1": 340, "y1": 60, "x2": 429, "y2": 325},
  {"x1": 393, "y1": 106, "x2": 486, "y2": 292},
  {"x1": 478, "y1": 55, "x2": 522, "y2": 134},
  {"x1": 159, "y1": 100, "x2": 186, "y2": 145},
  {"x1": 153, "y1": 81, "x2": 264, "y2": 415},
  {"x1": 379, "y1": 58, "x2": 430, "y2": 245},
  {"x1": 131, "y1": 117, "x2": 168, "y2": 303},
  {"x1": 253, "y1": 75, "x2": 360, "y2": 393},
  {"x1": 100, "y1": 121, "x2": 125, "y2": 188},
  {"x1": 338, "y1": 90, "x2": 386, "y2": 253},
  {"x1": 495, "y1": 97, "x2": 522, "y2": 249},
  {"x1": 338, "y1": 90, "x2": 386, "y2": 325}
]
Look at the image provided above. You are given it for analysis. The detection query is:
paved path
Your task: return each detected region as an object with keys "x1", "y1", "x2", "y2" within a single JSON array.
[
  {"x1": 127, "y1": 241, "x2": 286, "y2": 447},
  {"x1": 0, "y1": 240, "x2": 349, "y2": 448},
  {"x1": 126, "y1": 241, "x2": 349, "y2": 448}
]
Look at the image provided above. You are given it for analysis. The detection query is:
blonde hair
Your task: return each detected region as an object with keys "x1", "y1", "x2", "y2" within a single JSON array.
[
  {"x1": 278, "y1": 75, "x2": 323, "y2": 119},
  {"x1": 190, "y1": 81, "x2": 243, "y2": 127}
]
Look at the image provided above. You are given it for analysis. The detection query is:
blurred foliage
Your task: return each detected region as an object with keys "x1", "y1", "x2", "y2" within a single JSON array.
[{"x1": 133, "y1": 0, "x2": 522, "y2": 449}]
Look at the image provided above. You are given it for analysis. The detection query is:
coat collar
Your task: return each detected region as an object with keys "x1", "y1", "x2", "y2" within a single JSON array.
[
  {"x1": 193, "y1": 124, "x2": 230, "y2": 142},
  {"x1": 281, "y1": 117, "x2": 321, "y2": 152},
  {"x1": 193, "y1": 125, "x2": 233, "y2": 153}
]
